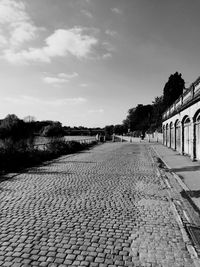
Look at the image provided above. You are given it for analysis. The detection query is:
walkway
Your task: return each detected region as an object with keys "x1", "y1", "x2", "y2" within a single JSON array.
[
  {"x1": 0, "y1": 142, "x2": 195, "y2": 267},
  {"x1": 151, "y1": 143, "x2": 200, "y2": 218}
]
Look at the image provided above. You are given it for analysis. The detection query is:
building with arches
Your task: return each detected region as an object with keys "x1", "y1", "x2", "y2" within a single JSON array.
[{"x1": 162, "y1": 76, "x2": 200, "y2": 161}]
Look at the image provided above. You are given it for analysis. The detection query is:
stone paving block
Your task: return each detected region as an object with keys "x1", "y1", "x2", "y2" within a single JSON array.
[{"x1": 0, "y1": 143, "x2": 196, "y2": 267}]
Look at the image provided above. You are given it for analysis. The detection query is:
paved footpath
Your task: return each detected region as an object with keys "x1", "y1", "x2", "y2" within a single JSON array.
[{"x1": 0, "y1": 143, "x2": 195, "y2": 267}]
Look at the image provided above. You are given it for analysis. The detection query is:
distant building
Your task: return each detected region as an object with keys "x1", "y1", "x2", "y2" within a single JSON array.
[{"x1": 162, "y1": 76, "x2": 200, "y2": 161}]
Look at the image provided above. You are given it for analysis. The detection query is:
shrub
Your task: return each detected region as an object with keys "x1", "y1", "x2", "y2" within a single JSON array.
[
  {"x1": 46, "y1": 138, "x2": 67, "y2": 155},
  {"x1": 0, "y1": 138, "x2": 97, "y2": 175}
]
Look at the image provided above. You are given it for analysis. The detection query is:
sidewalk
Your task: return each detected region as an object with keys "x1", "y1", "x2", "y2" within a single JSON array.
[{"x1": 152, "y1": 142, "x2": 200, "y2": 211}]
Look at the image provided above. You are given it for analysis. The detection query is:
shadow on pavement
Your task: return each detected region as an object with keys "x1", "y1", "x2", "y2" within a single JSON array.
[
  {"x1": 26, "y1": 171, "x2": 72, "y2": 175},
  {"x1": 171, "y1": 166, "x2": 200, "y2": 172},
  {"x1": 183, "y1": 190, "x2": 200, "y2": 198},
  {"x1": 181, "y1": 190, "x2": 200, "y2": 215},
  {"x1": 52, "y1": 161, "x2": 95, "y2": 164}
]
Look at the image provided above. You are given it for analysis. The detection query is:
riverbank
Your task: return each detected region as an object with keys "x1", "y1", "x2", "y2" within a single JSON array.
[{"x1": 0, "y1": 138, "x2": 97, "y2": 176}]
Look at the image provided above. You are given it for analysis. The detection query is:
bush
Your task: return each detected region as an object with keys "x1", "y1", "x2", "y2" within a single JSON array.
[
  {"x1": 46, "y1": 138, "x2": 67, "y2": 155},
  {"x1": 0, "y1": 138, "x2": 97, "y2": 175}
]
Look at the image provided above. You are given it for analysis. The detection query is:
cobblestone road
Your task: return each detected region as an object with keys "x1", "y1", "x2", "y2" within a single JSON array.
[{"x1": 0, "y1": 143, "x2": 195, "y2": 267}]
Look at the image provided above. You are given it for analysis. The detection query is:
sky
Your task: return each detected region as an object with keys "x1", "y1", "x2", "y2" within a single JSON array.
[{"x1": 1, "y1": 0, "x2": 200, "y2": 127}]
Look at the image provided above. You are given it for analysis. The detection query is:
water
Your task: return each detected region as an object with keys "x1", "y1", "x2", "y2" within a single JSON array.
[{"x1": 33, "y1": 136, "x2": 97, "y2": 149}]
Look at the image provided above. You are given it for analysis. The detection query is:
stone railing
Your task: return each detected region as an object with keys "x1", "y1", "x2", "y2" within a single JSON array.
[{"x1": 163, "y1": 76, "x2": 200, "y2": 121}]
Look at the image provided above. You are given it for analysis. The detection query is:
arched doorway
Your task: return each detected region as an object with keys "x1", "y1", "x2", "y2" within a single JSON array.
[
  {"x1": 163, "y1": 125, "x2": 165, "y2": 145},
  {"x1": 183, "y1": 116, "x2": 191, "y2": 155},
  {"x1": 175, "y1": 120, "x2": 181, "y2": 152},
  {"x1": 166, "y1": 124, "x2": 169, "y2": 146},
  {"x1": 194, "y1": 111, "x2": 200, "y2": 160},
  {"x1": 170, "y1": 122, "x2": 174, "y2": 148}
]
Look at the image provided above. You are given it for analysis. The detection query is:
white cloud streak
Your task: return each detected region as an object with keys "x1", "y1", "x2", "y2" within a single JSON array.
[
  {"x1": 80, "y1": 83, "x2": 89, "y2": 87},
  {"x1": 88, "y1": 109, "x2": 104, "y2": 113},
  {"x1": 105, "y1": 29, "x2": 117, "y2": 37},
  {"x1": 58, "y1": 72, "x2": 78, "y2": 79},
  {"x1": 43, "y1": 72, "x2": 78, "y2": 86},
  {"x1": 102, "y1": 41, "x2": 115, "y2": 52},
  {"x1": 111, "y1": 7, "x2": 122, "y2": 14},
  {"x1": 81, "y1": 9, "x2": 93, "y2": 18},
  {"x1": 102, "y1": 53, "x2": 112, "y2": 59}
]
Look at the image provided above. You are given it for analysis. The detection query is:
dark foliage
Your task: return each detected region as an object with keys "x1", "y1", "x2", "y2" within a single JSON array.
[
  {"x1": 104, "y1": 125, "x2": 114, "y2": 136},
  {"x1": 41, "y1": 122, "x2": 64, "y2": 137},
  {"x1": 122, "y1": 72, "x2": 185, "y2": 133},
  {"x1": 0, "y1": 139, "x2": 97, "y2": 175},
  {"x1": 0, "y1": 114, "x2": 32, "y2": 141},
  {"x1": 163, "y1": 72, "x2": 185, "y2": 109},
  {"x1": 124, "y1": 104, "x2": 153, "y2": 133}
]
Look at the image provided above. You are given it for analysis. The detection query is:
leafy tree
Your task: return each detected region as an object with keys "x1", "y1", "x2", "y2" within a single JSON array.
[
  {"x1": 104, "y1": 125, "x2": 114, "y2": 136},
  {"x1": 150, "y1": 96, "x2": 164, "y2": 131},
  {"x1": 122, "y1": 72, "x2": 185, "y2": 134},
  {"x1": 23, "y1": 115, "x2": 36, "y2": 122},
  {"x1": 163, "y1": 72, "x2": 185, "y2": 109},
  {"x1": 123, "y1": 105, "x2": 153, "y2": 134},
  {"x1": 41, "y1": 122, "x2": 64, "y2": 137},
  {"x1": 113, "y1": 124, "x2": 127, "y2": 135},
  {"x1": 0, "y1": 114, "x2": 27, "y2": 140}
]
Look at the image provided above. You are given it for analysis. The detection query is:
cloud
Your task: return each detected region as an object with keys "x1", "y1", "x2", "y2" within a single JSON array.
[
  {"x1": 111, "y1": 7, "x2": 122, "y2": 14},
  {"x1": 0, "y1": 33, "x2": 7, "y2": 47},
  {"x1": 0, "y1": 0, "x2": 39, "y2": 48},
  {"x1": 3, "y1": 27, "x2": 98, "y2": 64},
  {"x1": 105, "y1": 29, "x2": 117, "y2": 37},
  {"x1": 43, "y1": 76, "x2": 69, "y2": 86},
  {"x1": 81, "y1": 9, "x2": 93, "y2": 18},
  {"x1": 88, "y1": 109, "x2": 104, "y2": 113},
  {"x1": 102, "y1": 53, "x2": 112, "y2": 59},
  {"x1": 58, "y1": 72, "x2": 78, "y2": 79},
  {"x1": 43, "y1": 72, "x2": 79, "y2": 86},
  {"x1": 4, "y1": 95, "x2": 87, "y2": 106},
  {"x1": 80, "y1": 83, "x2": 89, "y2": 87},
  {"x1": 0, "y1": 1, "x2": 105, "y2": 64},
  {"x1": 102, "y1": 41, "x2": 115, "y2": 52}
]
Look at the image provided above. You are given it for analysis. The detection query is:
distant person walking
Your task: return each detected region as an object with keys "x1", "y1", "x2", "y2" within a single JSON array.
[{"x1": 140, "y1": 134, "x2": 145, "y2": 142}]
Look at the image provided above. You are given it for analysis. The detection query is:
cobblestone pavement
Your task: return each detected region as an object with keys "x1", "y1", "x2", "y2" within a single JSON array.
[{"x1": 0, "y1": 142, "x2": 195, "y2": 267}]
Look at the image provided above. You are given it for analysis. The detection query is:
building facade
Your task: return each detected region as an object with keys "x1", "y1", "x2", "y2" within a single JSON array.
[{"x1": 162, "y1": 76, "x2": 200, "y2": 161}]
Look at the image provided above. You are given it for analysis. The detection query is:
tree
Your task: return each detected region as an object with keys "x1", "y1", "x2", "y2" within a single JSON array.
[
  {"x1": 41, "y1": 122, "x2": 64, "y2": 137},
  {"x1": 23, "y1": 115, "x2": 36, "y2": 122},
  {"x1": 114, "y1": 125, "x2": 122, "y2": 135},
  {"x1": 123, "y1": 105, "x2": 153, "y2": 134},
  {"x1": 0, "y1": 114, "x2": 25, "y2": 140},
  {"x1": 104, "y1": 125, "x2": 114, "y2": 136},
  {"x1": 150, "y1": 96, "x2": 164, "y2": 131},
  {"x1": 163, "y1": 72, "x2": 185, "y2": 109}
]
